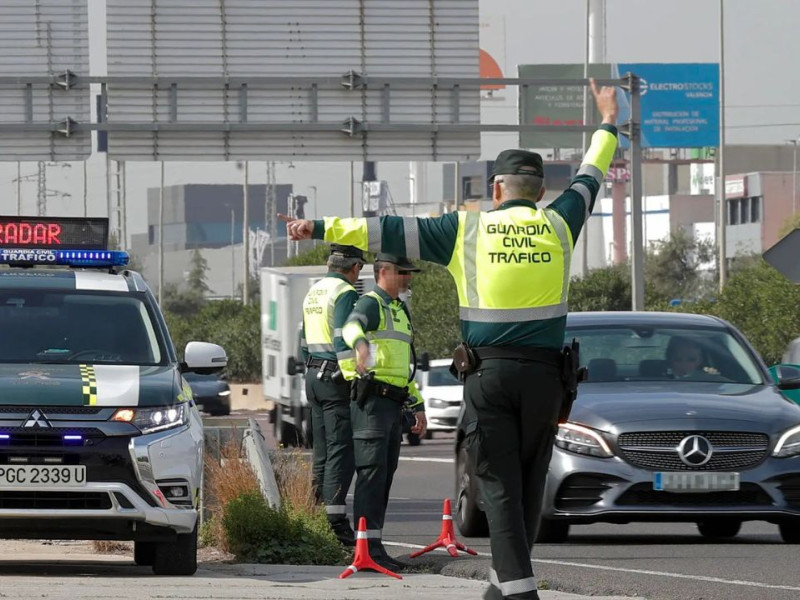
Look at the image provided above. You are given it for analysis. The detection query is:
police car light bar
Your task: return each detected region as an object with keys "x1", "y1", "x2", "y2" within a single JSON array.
[{"x1": 0, "y1": 248, "x2": 129, "y2": 268}]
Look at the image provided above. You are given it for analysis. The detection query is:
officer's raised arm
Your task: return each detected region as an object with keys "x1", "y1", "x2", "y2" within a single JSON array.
[{"x1": 548, "y1": 77, "x2": 620, "y2": 242}]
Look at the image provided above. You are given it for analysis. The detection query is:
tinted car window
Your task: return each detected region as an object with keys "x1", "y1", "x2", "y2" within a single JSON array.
[
  {"x1": 427, "y1": 365, "x2": 462, "y2": 386},
  {"x1": 0, "y1": 290, "x2": 163, "y2": 365},
  {"x1": 565, "y1": 325, "x2": 763, "y2": 385}
]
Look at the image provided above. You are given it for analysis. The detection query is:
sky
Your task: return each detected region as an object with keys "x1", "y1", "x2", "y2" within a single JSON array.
[{"x1": 2, "y1": 0, "x2": 799, "y2": 241}]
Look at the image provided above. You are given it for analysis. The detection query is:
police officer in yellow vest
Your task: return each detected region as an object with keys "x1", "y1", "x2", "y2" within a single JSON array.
[
  {"x1": 300, "y1": 243, "x2": 363, "y2": 546},
  {"x1": 282, "y1": 79, "x2": 618, "y2": 599},
  {"x1": 341, "y1": 253, "x2": 427, "y2": 572}
]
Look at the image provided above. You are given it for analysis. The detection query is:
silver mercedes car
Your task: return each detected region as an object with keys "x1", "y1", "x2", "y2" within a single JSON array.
[{"x1": 455, "y1": 311, "x2": 800, "y2": 543}]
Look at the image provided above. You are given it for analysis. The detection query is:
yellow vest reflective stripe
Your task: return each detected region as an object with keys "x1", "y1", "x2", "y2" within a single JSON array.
[
  {"x1": 303, "y1": 277, "x2": 354, "y2": 354},
  {"x1": 448, "y1": 206, "x2": 573, "y2": 323},
  {"x1": 364, "y1": 291, "x2": 414, "y2": 388}
]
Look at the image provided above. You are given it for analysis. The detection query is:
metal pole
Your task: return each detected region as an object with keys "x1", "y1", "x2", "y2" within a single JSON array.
[
  {"x1": 16, "y1": 162, "x2": 21, "y2": 215},
  {"x1": 628, "y1": 74, "x2": 645, "y2": 311},
  {"x1": 83, "y1": 160, "x2": 87, "y2": 217},
  {"x1": 121, "y1": 162, "x2": 127, "y2": 249},
  {"x1": 349, "y1": 161, "x2": 355, "y2": 217},
  {"x1": 243, "y1": 161, "x2": 249, "y2": 306},
  {"x1": 454, "y1": 161, "x2": 460, "y2": 208},
  {"x1": 230, "y1": 207, "x2": 235, "y2": 300},
  {"x1": 309, "y1": 185, "x2": 318, "y2": 220},
  {"x1": 717, "y1": 0, "x2": 727, "y2": 290},
  {"x1": 158, "y1": 162, "x2": 164, "y2": 305},
  {"x1": 793, "y1": 141, "x2": 798, "y2": 215},
  {"x1": 580, "y1": 0, "x2": 590, "y2": 275}
]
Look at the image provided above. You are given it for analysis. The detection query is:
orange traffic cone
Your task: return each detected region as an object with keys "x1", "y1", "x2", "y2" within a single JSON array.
[
  {"x1": 339, "y1": 517, "x2": 402, "y2": 580},
  {"x1": 410, "y1": 498, "x2": 478, "y2": 558}
]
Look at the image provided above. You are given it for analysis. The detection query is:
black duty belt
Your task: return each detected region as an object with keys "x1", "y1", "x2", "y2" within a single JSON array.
[
  {"x1": 306, "y1": 357, "x2": 336, "y2": 372},
  {"x1": 472, "y1": 346, "x2": 563, "y2": 368},
  {"x1": 374, "y1": 381, "x2": 409, "y2": 403}
]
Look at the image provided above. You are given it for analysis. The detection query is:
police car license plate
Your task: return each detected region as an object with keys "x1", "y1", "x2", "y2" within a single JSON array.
[
  {"x1": 0, "y1": 465, "x2": 86, "y2": 487},
  {"x1": 653, "y1": 472, "x2": 739, "y2": 493}
]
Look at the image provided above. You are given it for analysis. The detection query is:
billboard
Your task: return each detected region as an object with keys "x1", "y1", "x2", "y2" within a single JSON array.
[
  {"x1": 105, "y1": 0, "x2": 481, "y2": 162},
  {"x1": 0, "y1": 1, "x2": 90, "y2": 161},
  {"x1": 519, "y1": 63, "x2": 719, "y2": 149}
]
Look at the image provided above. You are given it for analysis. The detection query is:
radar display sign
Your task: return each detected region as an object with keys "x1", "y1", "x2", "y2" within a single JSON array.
[{"x1": 0, "y1": 217, "x2": 109, "y2": 250}]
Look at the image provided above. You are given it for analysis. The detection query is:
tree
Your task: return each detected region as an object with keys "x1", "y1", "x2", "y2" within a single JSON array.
[
  {"x1": 162, "y1": 281, "x2": 205, "y2": 318},
  {"x1": 188, "y1": 248, "x2": 212, "y2": 296},
  {"x1": 409, "y1": 263, "x2": 460, "y2": 358},
  {"x1": 710, "y1": 260, "x2": 800, "y2": 365},
  {"x1": 644, "y1": 230, "x2": 717, "y2": 303}
]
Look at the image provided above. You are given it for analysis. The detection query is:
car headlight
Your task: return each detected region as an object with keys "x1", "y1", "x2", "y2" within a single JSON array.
[
  {"x1": 112, "y1": 404, "x2": 189, "y2": 434},
  {"x1": 555, "y1": 422, "x2": 613, "y2": 458},
  {"x1": 218, "y1": 390, "x2": 231, "y2": 397},
  {"x1": 427, "y1": 397, "x2": 448, "y2": 409},
  {"x1": 773, "y1": 424, "x2": 800, "y2": 458}
]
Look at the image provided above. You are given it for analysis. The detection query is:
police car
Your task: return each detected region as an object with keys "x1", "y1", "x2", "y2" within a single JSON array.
[{"x1": 0, "y1": 216, "x2": 226, "y2": 575}]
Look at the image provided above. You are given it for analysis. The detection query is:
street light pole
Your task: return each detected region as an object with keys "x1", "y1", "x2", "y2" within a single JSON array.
[
  {"x1": 793, "y1": 139, "x2": 798, "y2": 215},
  {"x1": 717, "y1": 0, "x2": 728, "y2": 291},
  {"x1": 309, "y1": 185, "x2": 318, "y2": 220},
  {"x1": 230, "y1": 207, "x2": 235, "y2": 300}
]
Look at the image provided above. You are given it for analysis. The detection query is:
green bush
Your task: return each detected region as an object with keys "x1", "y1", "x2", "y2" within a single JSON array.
[
  {"x1": 164, "y1": 300, "x2": 261, "y2": 382},
  {"x1": 222, "y1": 491, "x2": 346, "y2": 565}
]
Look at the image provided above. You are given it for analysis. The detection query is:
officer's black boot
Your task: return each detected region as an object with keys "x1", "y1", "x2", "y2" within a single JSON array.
[{"x1": 330, "y1": 519, "x2": 356, "y2": 547}]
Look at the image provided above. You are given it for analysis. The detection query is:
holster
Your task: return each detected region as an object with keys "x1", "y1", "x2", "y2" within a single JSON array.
[
  {"x1": 401, "y1": 409, "x2": 416, "y2": 434},
  {"x1": 450, "y1": 342, "x2": 478, "y2": 382},
  {"x1": 559, "y1": 338, "x2": 588, "y2": 423},
  {"x1": 350, "y1": 371, "x2": 375, "y2": 410}
]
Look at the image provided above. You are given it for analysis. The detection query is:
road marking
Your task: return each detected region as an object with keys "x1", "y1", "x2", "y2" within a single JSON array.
[
  {"x1": 384, "y1": 541, "x2": 800, "y2": 592},
  {"x1": 398, "y1": 456, "x2": 454, "y2": 463}
]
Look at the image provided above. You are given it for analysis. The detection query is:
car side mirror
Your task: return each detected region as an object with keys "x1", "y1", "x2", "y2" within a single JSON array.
[
  {"x1": 773, "y1": 364, "x2": 800, "y2": 390},
  {"x1": 182, "y1": 341, "x2": 227, "y2": 374},
  {"x1": 417, "y1": 351, "x2": 430, "y2": 372},
  {"x1": 287, "y1": 356, "x2": 306, "y2": 376}
]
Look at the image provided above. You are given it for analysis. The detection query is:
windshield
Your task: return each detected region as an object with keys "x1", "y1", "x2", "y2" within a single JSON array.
[
  {"x1": 0, "y1": 290, "x2": 164, "y2": 365},
  {"x1": 565, "y1": 324, "x2": 763, "y2": 385},
  {"x1": 427, "y1": 365, "x2": 462, "y2": 387}
]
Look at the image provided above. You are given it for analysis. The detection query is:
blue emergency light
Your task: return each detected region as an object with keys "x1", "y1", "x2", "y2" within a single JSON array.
[{"x1": 0, "y1": 248, "x2": 129, "y2": 268}]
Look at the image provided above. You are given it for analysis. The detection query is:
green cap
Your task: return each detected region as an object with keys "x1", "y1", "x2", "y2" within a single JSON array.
[
  {"x1": 490, "y1": 149, "x2": 545, "y2": 182},
  {"x1": 330, "y1": 244, "x2": 365, "y2": 262},
  {"x1": 374, "y1": 253, "x2": 421, "y2": 272}
]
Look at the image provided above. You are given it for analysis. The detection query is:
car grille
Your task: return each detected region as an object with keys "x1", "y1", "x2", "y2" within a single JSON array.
[
  {"x1": 617, "y1": 431, "x2": 769, "y2": 471},
  {"x1": 555, "y1": 474, "x2": 622, "y2": 510},
  {"x1": 0, "y1": 491, "x2": 112, "y2": 510},
  {"x1": 617, "y1": 483, "x2": 772, "y2": 507}
]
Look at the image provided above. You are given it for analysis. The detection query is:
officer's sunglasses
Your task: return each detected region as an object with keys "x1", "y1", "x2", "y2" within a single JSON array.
[{"x1": 397, "y1": 269, "x2": 413, "y2": 276}]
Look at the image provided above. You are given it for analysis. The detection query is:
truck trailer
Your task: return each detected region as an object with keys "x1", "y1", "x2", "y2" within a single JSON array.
[{"x1": 260, "y1": 264, "x2": 375, "y2": 446}]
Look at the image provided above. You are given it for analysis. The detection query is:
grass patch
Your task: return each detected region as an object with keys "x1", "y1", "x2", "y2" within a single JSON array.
[
  {"x1": 91, "y1": 540, "x2": 131, "y2": 554},
  {"x1": 204, "y1": 438, "x2": 346, "y2": 565}
]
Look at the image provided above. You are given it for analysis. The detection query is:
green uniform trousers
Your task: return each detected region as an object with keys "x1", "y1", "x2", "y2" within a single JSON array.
[
  {"x1": 463, "y1": 358, "x2": 564, "y2": 600},
  {"x1": 351, "y1": 393, "x2": 403, "y2": 558},
  {"x1": 305, "y1": 367, "x2": 355, "y2": 525}
]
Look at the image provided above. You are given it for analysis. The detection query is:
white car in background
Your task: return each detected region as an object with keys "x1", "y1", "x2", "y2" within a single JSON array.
[{"x1": 418, "y1": 358, "x2": 463, "y2": 439}]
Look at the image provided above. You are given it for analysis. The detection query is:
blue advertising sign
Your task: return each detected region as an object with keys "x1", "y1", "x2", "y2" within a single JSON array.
[
  {"x1": 615, "y1": 63, "x2": 719, "y2": 148},
  {"x1": 518, "y1": 63, "x2": 719, "y2": 149}
]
